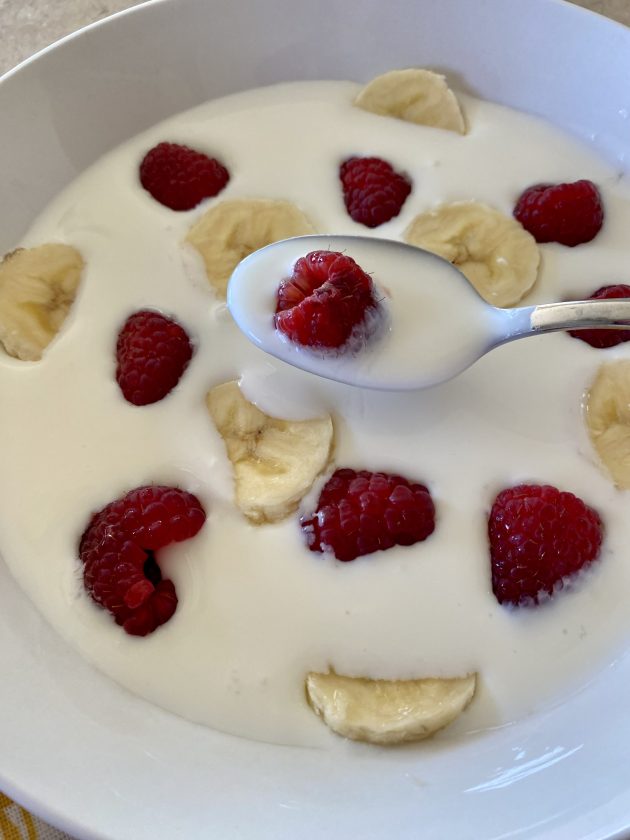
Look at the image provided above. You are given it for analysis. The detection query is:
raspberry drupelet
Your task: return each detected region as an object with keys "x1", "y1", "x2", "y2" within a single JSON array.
[
  {"x1": 275, "y1": 250, "x2": 379, "y2": 349},
  {"x1": 80, "y1": 485, "x2": 206, "y2": 635},
  {"x1": 116, "y1": 310, "x2": 193, "y2": 406},
  {"x1": 513, "y1": 180, "x2": 604, "y2": 247},
  {"x1": 139, "y1": 142, "x2": 229, "y2": 211},
  {"x1": 488, "y1": 483, "x2": 603, "y2": 606},
  {"x1": 301, "y1": 468, "x2": 435, "y2": 562},
  {"x1": 340, "y1": 156, "x2": 412, "y2": 228}
]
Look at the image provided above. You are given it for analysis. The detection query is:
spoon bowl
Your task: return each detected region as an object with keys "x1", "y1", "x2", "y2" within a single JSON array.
[{"x1": 227, "y1": 235, "x2": 630, "y2": 390}]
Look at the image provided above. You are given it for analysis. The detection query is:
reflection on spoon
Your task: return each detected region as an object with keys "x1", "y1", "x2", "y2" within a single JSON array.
[{"x1": 227, "y1": 235, "x2": 630, "y2": 391}]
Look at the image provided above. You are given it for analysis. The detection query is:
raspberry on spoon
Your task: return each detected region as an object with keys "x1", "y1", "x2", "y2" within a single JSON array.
[
  {"x1": 488, "y1": 483, "x2": 603, "y2": 606},
  {"x1": 80, "y1": 485, "x2": 206, "y2": 636},
  {"x1": 275, "y1": 250, "x2": 379, "y2": 349}
]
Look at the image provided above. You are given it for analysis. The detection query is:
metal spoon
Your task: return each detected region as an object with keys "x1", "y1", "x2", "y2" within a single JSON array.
[{"x1": 227, "y1": 235, "x2": 630, "y2": 391}]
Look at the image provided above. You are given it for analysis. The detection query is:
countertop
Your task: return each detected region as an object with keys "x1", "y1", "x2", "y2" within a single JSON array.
[{"x1": 0, "y1": 0, "x2": 629, "y2": 76}]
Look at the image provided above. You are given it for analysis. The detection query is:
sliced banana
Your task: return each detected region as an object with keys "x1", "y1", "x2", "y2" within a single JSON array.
[
  {"x1": 354, "y1": 68, "x2": 466, "y2": 134},
  {"x1": 0, "y1": 244, "x2": 84, "y2": 361},
  {"x1": 585, "y1": 361, "x2": 630, "y2": 489},
  {"x1": 206, "y1": 380, "x2": 333, "y2": 524},
  {"x1": 185, "y1": 198, "x2": 315, "y2": 298},
  {"x1": 306, "y1": 671, "x2": 477, "y2": 745},
  {"x1": 404, "y1": 201, "x2": 539, "y2": 307}
]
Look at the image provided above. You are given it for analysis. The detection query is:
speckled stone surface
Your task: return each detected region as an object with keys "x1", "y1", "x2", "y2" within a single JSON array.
[
  {"x1": 0, "y1": 0, "x2": 144, "y2": 75},
  {"x1": 0, "y1": 0, "x2": 629, "y2": 76},
  {"x1": 571, "y1": 0, "x2": 630, "y2": 24}
]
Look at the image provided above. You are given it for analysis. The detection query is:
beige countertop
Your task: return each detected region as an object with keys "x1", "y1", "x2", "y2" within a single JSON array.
[{"x1": 0, "y1": 0, "x2": 629, "y2": 76}]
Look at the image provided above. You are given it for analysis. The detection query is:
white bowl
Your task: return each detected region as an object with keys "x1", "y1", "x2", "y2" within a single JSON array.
[{"x1": 2, "y1": 1, "x2": 630, "y2": 837}]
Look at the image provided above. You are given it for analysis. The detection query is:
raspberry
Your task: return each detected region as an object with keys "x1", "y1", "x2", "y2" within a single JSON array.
[
  {"x1": 275, "y1": 250, "x2": 379, "y2": 349},
  {"x1": 301, "y1": 468, "x2": 435, "y2": 562},
  {"x1": 488, "y1": 484, "x2": 603, "y2": 606},
  {"x1": 139, "y1": 142, "x2": 229, "y2": 211},
  {"x1": 339, "y1": 157, "x2": 412, "y2": 228},
  {"x1": 116, "y1": 310, "x2": 193, "y2": 406},
  {"x1": 80, "y1": 485, "x2": 206, "y2": 636},
  {"x1": 567, "y1": 284, "x2": 630, "y2": 348},
  {"x1": 513, "y1": 180, "x2": 604, "y2": 246}
]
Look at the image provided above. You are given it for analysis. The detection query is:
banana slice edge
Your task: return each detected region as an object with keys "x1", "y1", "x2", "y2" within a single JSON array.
[
  {"x1": 305, "y1": 670, "x2": 477, "y2": 744},
  {"x1": 185, "y1": 198, "x2": 316, "y2": 299},
  {"x1": 0, "y1": 243, "x2": 84, "y2": 361},
  {"x1": 585, "y1": 360, "x2": 630, "y2": 489},
  {"x1": 404, "y1": 200, "x2": 540, "y2": 307},
  {"x1": 354, "y1": 68, "x2": 466, "y2": 135},
  {"x1": 206, "y1": 380, "x2": 334, "y2": 524}
]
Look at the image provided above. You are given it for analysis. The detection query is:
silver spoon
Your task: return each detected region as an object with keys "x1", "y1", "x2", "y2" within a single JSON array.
[{"x1": 227, "y1": 235, "x2": 630, "y2": 391}]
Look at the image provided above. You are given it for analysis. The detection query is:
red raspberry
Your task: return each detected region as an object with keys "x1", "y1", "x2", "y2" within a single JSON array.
[
  {"x1": 301, "y1": 468, "x2": 435, "y2": 562},
  {"x1": 339, "y1": 157, "x2": 412, "y2": 228},
  {"x1": 275, "y1": 250, "x2": 379, "y2": 348},
  {"x1": 116, "y1": 310, "x2": 193, "y2": 406},
  {"x1": 513, "y1": 180, "x2": 604, "y2": 246},
  {"x1": 568, "y1": 284, "x2": 630, "y2": 348},
  {"x1": 139, "y1": 142, "x2": 229, "y2": 211},
  {"x1": 80, "y1": 485, "x2": 206, "y2": 636},
  {"x1": 489, "y1": 484, "x2": 603, "y2": 607}
]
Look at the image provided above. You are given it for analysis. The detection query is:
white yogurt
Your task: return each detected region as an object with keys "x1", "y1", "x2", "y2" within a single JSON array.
[{"x1": 2, "y1": 81, "x2": 630, "y2": 747}]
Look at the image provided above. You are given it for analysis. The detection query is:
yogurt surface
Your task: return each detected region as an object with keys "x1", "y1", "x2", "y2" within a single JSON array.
[{"x1": 2, "y1": 81, "x2": 630, "y2": 747}]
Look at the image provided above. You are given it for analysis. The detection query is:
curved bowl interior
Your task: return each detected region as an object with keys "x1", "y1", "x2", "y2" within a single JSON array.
[{"x1": 1, "y1": 1, "x2": 630, "y2": 837}]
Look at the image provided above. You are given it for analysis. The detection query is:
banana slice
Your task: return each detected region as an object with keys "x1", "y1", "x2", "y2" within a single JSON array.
[
  {"x1": 306, "y1": 671, "x2": 477, "y2": 744},
  {"x1": 404, "y1": 201, "x2": 539, "y2": 307},
  {"x1": 185, "y1": 198, "x2": 315, "y2": 298},
  {"x1": 0, "y1": 244, "x2": 84, "y2": 361},
  {"x1": 354, "y1": 69, "x2": 466, "y2": 134},
  {"x1": 585, "y1": 361, "x2": 630, "y2": 489},
  {"x1": 206, "y1": 380, "x2": 333, "y2": 523}
]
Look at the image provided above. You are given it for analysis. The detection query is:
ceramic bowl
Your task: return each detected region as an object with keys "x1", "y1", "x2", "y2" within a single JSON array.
[{"x1": 1, "y1": 1, "x2": 630, "y2": 837}]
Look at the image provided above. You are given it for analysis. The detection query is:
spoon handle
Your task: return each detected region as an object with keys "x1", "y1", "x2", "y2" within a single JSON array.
[{"x1": 501, "y1": 299, "x2": 630, "y2": 342}]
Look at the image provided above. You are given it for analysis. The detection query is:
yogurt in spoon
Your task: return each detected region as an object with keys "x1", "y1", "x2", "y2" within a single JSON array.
[{"x1": 229, "y1": 235, "x2": 630, "y2": 390}]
